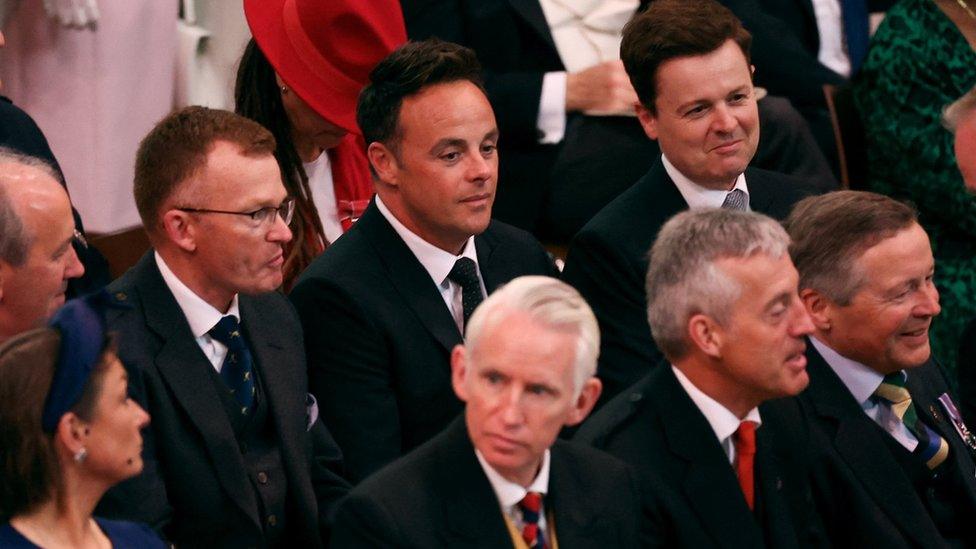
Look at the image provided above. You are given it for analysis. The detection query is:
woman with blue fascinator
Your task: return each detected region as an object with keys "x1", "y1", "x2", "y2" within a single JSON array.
[{"x1": 0, "y1": 293, "x2": 163, "y2": 548}]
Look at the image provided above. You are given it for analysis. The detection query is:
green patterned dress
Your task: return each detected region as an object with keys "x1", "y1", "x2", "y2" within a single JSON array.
[{"x1": 853, "y1": 0, "x2": 976, "y2": 378}]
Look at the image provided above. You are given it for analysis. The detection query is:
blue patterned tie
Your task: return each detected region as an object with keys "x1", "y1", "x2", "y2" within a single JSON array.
[
  {"x1": 209, "y1": 315, "x2": 256, "y2": 416},
  {"x1": 721, "y1": 189, "x2": 749, "y2": 211}
]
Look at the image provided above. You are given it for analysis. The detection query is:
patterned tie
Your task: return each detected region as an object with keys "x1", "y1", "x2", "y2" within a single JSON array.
[
  {"x1": 518, "y1": 492, "x2": 548, "y2": 549},
  {"x1": 208, "y1": 315, "x2": 256, "y2": 416},
  {"x1": 733, "y1": 421, "x2": 757, "y2": 511},
  {"x1": 874, "y1": 371, "x2": 949, "y2": 469},
  {"x1": 447, "y1": 257, "x2": 483, "y2": 329},
  {"x1": 722, "y1": 188, "x2": 749, "y2": 211}
]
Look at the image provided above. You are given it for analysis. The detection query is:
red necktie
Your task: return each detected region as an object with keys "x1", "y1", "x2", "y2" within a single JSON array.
[
  {"x1": 518, "y1": 492, "x2": 548, "y2": 549},
  {"x1": 733, "y1": 421, "x2": 757, "y2": 511}
]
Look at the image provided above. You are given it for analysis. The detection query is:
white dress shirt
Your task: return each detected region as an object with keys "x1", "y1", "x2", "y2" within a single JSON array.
[
  {"x1": 811, "y1": 0, "x2": 851, "y2": 77},
  {"x1": 155, "y1": 251, "x2": 241, "y2": 372},
  {"x1": 663, "y1": 154, "x2": 751, "y2": 211},
  {"x1": 476, "y1": 448, "x2": 551, "y2": 535},
  {"x1": 672, "y1": 366, "x2": 763, "y2": 464},
  {"x1": 375, "y1": 195, "x2": 487, "y2": 334},
  {"x1": 810, "y1": 336, "x2": 919, "y2": 451},
  {"x1": 535, "y1": 0, "x2": 640, "y2": 143},
  {"x1": 304, "y1": 150, "x2": 345, "y2": 244}
]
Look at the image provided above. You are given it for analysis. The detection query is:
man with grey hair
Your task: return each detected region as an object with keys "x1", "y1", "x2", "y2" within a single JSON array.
[
  {"x1": 331, "y1": 276, "x2": 641, "y2": 548},
  {"x1": 782, "y1": 190, "x2": 976, "y2": 546},
  {"x1": 0, "y1": 148, "x2": 85, "y2": 342},
  {"x1": 577, "y1": 208, "x2": 823, "y2": 547}
]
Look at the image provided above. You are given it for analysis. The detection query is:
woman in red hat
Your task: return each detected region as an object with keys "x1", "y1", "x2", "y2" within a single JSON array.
[{"x1": 236, "y1": 0, "x2": 406, "y2": 290}]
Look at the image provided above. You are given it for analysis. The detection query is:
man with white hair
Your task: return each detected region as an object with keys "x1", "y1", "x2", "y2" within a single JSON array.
[
  {"x1": 330, "y1": 276, "x2": 641, "y2": 548},
  {"x1": 577, "y1": 208, "x2": 823, "y2": 547},
  {"x1": 0, "y1": 148, "x2": 85, "y2": 343}
]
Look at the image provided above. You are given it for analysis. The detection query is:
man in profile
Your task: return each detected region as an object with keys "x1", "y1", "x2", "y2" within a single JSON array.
[
  {"x1": 0, "y1": 148, "x2": 85, "y2": 343},
  {"x1": 562, "y1": 0, "x2": 819, "y2": 405},
  {"x1": 331, "y1": 276, "x2": 640, "y2": 547},
  {"x1": 577, "y1": 209, "x2": 823, "y2": 547}
]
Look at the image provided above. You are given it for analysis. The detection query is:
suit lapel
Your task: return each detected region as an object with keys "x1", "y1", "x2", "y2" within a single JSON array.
[
  {"x1": 506, "y1": 0, "x2": 557, "y2": 52},
  {"x1": 755, "y1": 427, "x2": 799, "y2": 548},
  {"x1": 359, "y1": 202, "x2": 462, "y2": 353},
  {"x1": 654, "y1": 368, "x2": 766, "y2": 549},
  {"x1": 135, "y1": 254, "x2": 261, "y2": 528},
  {"x1": 805, "y1": 346, "x2": 942, "y2": 546},
  {"x1": 547, "y1": 444, "x2": 598, "y2": 546}
]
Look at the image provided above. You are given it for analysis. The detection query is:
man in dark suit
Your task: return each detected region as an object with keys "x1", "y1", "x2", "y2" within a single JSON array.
[
  {"x1": 97, "y1": 107, "x2": 348, "y2": 547},
  {"x1": 290, "y1": 40, "x2": 557, "y2": 484},
  {"x1": 782, "y1": 191, "x2": 976, "y2": 547},
  {"x1": 331, "y1": 276, "x2": 640, "y2": 547},
  {"x1": 0, "y1": 149, "x2": 86, "y2": 344},
  {"x1": 562, "y1": 0, "x2": 821, "y2": 405},
  {"x1": 401, "y1": 0, "x2": 836, "y2": 241},
  {"x1": 577, "y1": 208, "x2": 824, "y2": 548}
]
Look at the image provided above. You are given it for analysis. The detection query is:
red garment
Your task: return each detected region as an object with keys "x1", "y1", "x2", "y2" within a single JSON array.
[
  {"x1": 734, "y1": 420, "x2": 757, "y2": 511},
  {"x1": 329, "y1": 133, "x2": 374, "y2": 232}
]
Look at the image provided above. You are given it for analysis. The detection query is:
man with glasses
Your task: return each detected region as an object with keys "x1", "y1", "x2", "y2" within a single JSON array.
[
  {"x1": 98, "y1": 106, "x2": 349, "y2": 547},
  {"x1": 0, "y1": 147, "x2": 85, "y2": 343}
]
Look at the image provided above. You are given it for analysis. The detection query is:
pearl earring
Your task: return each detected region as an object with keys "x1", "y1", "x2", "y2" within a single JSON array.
[{"x1": 73, "y1": 448, "x2": 87, "y2": 463}]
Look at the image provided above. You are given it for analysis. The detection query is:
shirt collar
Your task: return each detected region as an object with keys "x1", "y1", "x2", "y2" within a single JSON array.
[
  {"x1": 810, "y1": 336, "x2": 884, "y2": 406},
  {"x1": 155, "y1": 251, "x2": 240, "y2": 338},
  {"x1": 375, "y1": 195, "x2": 480, "y2": 288},
  {"x1": 672, "y1": 365, "x2": 762, "y2": 443},
  {"x1": 476, "y1": 448, "x2": 551, "y2": 508},
  {"x1": 662, "y1": 154, "x2": 750, "y2": 210}
]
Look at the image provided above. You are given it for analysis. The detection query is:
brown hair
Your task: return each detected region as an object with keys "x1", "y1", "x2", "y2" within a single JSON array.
[
  {"x1": 784, "y1": 191, "x2": 918, "y2": 305},
  {"x1": 133, "y1": 106, "x2": 277, "y2": 235},
  {"x1": 235, "y1": 39, "x2": 328, "y2": 290},
  {"x1": 621, "y1": 0, "x2": 752, "y2": 113},
  {"x1": 357, "y1": 39, "x2": 484, "y2": 155},
  {"x1": 0, "y1": 329, "x2": 114, "y2": 520}
]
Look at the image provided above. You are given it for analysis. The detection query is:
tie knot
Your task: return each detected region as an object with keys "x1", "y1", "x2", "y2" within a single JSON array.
[
  {"x1": 447, "y1": 257, "x2": 480, "y2": 288},
  {"x1": 734, "y1": 420, "x2": 757, "y2": 455},
  {"x1": 722, "y1": 188, "x2": 748, "y2": 211},
  {"x1": 519, "y1": 491, "x2": 544, "y2": 519},
  {"x1": 875, "y1": 371, "x2": 911, "y2": 404},
  {"x1": 209, "y1": 315, "x2": 243, "y2": 346}
]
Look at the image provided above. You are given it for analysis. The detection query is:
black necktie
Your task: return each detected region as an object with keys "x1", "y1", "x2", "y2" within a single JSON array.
[
  {"x1": 447, "y1": 257, "x2": 483, "y2": 329},
  {"x1": 208, "y1": 315, "x2": 256, "y2": 415}
]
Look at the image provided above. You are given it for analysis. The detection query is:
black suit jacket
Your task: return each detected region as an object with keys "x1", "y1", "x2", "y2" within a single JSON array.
[
  {"x1": 290, "y1": 202, "x2": 557, "y2": 483},
  {"x1": 97, "y1": 252, "x2": 348, "y2": 548},
  {"x1": 575, "y1": 366, "x2": 825, "y2": 548},
  {"x1": 330, "y1": 417, "x2": 641, "y2": 548},
  {"x1": 562, "y1": 159, "x2": 817, "y2": 404},
  {"x1": 781, "y1": 342, "x2": 976, "y2": 547}
]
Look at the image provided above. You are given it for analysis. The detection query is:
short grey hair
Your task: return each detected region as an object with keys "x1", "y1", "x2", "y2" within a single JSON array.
[
  {"x1": 646, "y1": 209, "x2": 790, "y2": 361},
  {"x1": 464, "y1": 276, "x2": 599, "y2": 395},
  {"x1": 0, "y1": 148, "x2": 60, "y2": 266},
  {"x1": 943, "y1": 85, "x2": 976, "y2": 132}
]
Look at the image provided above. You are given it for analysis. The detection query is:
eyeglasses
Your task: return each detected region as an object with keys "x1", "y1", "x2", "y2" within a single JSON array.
[
  {"x1": 176, "y1": 198, "x2": 295, "y2": 227},
  {"x1": 73, "y1": 229, "x2": 89, "y2": 250}
]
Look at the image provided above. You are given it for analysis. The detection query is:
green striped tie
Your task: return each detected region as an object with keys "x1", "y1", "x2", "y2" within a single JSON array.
[{"x1": 874, "y1": 371, "x2": 949, "y2": 469}]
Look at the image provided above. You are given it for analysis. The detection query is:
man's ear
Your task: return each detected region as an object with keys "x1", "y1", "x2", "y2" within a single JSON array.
[
  {"x1": 800, "y1": 288, "x2": 833, "y2": 332},
  {"x1": 564, "y1": 377, "x2": 602, "y2": 427},
  {"x1": 635, "y1": 103, "x2": 660, "y2": 141},
  {"x1": 161, "y1": 210, "x2": 197, "y2": 253},
  {"x1": 688, "y1": 313, "x2": 724, "y2": 359},
  {"x1": 450, "y1": 344, "x2": 469, "y2": 402},
  {"x1": 367, "y1": 142, "x2": 400, "y2": 187}
]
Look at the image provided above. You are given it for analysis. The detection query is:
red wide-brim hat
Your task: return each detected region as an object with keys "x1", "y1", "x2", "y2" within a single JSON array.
[{"x1": 244, "y1": 0, "x2": 407, "y2": 135}]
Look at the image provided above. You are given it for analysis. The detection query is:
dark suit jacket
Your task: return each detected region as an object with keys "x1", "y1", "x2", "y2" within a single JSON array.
[
  {"x1": 562, "y1": 159, "x2": 818, "y2": 404},
  {"x1": 780, "y1": 342, "x2": 976, "y2": 547},
  {"x1": 0, "y1": 95, "x2": 109, "y2": 295},
  {"x1": 575, "y1": 366, "x2": 825, "y2": 548},
  {"x1": 290, "y1": 201, "x2": 557, "y2": 483},
  {"x1": 97, "y1": 252, "x2": 349, "y2": 548},
  {"x1": 330, "y1": 417, "x2": 641, "y2": 548}
]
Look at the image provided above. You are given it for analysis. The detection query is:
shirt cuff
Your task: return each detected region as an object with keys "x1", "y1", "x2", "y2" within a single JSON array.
[{"x1": 536, "y1": 71, "x2": 567, "y2": 144}]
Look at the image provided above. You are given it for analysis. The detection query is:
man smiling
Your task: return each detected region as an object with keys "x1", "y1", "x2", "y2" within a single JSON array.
[
  {"x1": 783, "y1": 191, "x2": 976, "y2": 547},
  {"x1": 290, "y1": 39, "x2": 556, "y2": 483},
  {"x1": 562, "y1": 0, "x2": 820, "y2": 405}
]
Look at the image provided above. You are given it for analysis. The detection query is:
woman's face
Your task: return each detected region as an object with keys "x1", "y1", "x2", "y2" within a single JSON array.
[
  {"x1": 82, "y1": 353, "x2": 150, "y2": 484},
  {"x1": 278, "y1": 76, "x2": 348, "y2": 157}
]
